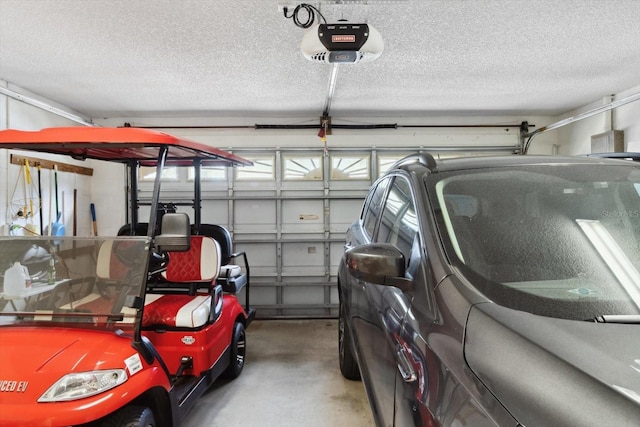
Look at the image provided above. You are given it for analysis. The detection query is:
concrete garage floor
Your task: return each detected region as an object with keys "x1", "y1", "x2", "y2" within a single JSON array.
[{"x1": 181, "y1": 319, "x2": 374, "y2": 427}]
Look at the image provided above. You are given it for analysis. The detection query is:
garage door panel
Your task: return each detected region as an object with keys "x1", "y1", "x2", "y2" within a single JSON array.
[
  {"x1": 282, "y1": 199, "x2": 324, "y2": 233},
  {"x1": 330, "y1": 242, "x2": 345, "y2": 271},
  {"x1": 236, "y1": 233, "x2": 277, "y2": 242},
  {"x1": 252, "y1": 285, "x2": 278, "y2": 306},
  {"x1": 330, "y1": 286, "x2": 339, "y2": 305},
  {"x1": 329, "y1": 199, "x2": 362, "y2": 233},
  {"x1": 239, "y1": 242, "x2": 277, "y2": 275},
  {"x1": 282, "y1": 242, "x2": 324, "y2": 275},
  {"x1": 283, "y1": 286, "x2": 324, "y2": 305},
  {"x1": 235, "y1": 200, "x2": 276, "y2": 232},
  {"x1": 283, "y1": 267, "x2": 326, "y2": 276},
  {"x1": 328, "y1": 184, "x2": 371, "y2": 193},
  {"x1": 201, "y1": 200, "x2": 228, "y2": 224},
  {"x1": 281, "y1": 242, "x2": 324, "y2": 265}
]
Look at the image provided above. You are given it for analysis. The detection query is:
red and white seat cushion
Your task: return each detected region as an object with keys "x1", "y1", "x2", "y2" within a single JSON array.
[
  {"x1": 74, "y1": 237, "x2": 222, "y2": 328},
  {"x1": 96, "y1": 239, "x2": 140, "y2": 281},
  {"x1": 162, "y1": 236, "x2": 220, "y2": 282},
  {"x1": 220, "y1": 264, "x2": 242, "y2": 278},
  {"x1": 61, "y1": 293, "x2": 212, "y2": 328},
  {"x1": 143, "y1": 236, "x2": 221, "y2": 328},
  {"x1": 142, "y1": 294, "x2": 211, "y2": 328}
]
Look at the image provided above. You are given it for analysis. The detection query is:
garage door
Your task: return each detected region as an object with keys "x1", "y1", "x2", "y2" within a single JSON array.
[{"x1": 138, "y1": 145, "x2": 517, "y2": 318}]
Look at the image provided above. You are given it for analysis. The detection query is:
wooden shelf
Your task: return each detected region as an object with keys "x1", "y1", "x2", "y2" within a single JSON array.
[{"x1": 10, "y1": 154, "x2": 93, "y2": 176}]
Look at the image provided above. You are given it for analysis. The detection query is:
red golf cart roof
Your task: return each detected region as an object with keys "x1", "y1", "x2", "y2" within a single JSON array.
[{"x1": 0, "y1": 127, "x2": 252, "y2": 167}]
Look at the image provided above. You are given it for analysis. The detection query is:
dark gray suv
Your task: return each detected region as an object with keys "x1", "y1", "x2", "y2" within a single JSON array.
[{"x1": 338, "y1": 153, "x2": 640, "y2": 427}]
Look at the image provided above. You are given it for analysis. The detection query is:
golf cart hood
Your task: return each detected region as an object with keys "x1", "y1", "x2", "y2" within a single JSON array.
[
  {"x1": 464, "y1": 303, "x2": 640, "y2": 426},
  {"x1": 0, "y1": 327, "x2": 135, "y2": 373},
  {"x1": 0, "y1": 327, "x2": 137, "y2": 402}
]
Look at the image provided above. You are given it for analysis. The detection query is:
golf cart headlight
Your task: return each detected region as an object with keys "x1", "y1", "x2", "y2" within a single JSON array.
[{"x1": 38, "y1": 369, "x2": 127, "y2": 402}]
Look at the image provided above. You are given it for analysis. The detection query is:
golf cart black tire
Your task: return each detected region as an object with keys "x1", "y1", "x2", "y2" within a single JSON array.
[
  {"x1": 99, "y1": 405, "x2": 156, "y2": 427},
  {"x1": 222, "y1": 321, "x2": 246, "y2": 379},
  {"x1": 339, "y1": 299, "x2": 361, "y2": 380}
]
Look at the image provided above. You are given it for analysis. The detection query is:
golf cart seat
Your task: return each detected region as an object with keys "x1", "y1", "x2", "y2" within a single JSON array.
[
  {"x1": 193, "y1": 224, "x2": 249, "y2": 294},
  {"x1": 143, "y1": 235, "x2": 223, "y2": 329},
  {"x1": 61, "y1": 238, "x2": 148, "y2": 322}
]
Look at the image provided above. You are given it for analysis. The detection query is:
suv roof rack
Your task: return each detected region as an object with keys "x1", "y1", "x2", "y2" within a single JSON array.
[
  {"x1": 391, "y1": 152, "x2": 438, "y2": 171},
  {"x1": 586, "y1": 152, "x2": 640, "y2": 162}
]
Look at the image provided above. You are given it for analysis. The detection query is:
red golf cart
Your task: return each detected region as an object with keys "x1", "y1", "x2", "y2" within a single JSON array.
[{"x1": 0, "y1": 127, "x2": 255, "y2": 426}]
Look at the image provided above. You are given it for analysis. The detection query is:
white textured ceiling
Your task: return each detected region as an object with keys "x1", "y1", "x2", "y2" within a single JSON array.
[{"x1": 1, "y1": 0, "x2": 639, "y2": 120}]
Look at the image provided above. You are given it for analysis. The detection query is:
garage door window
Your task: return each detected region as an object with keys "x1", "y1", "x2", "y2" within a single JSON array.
[
  {"x1": 378, "y1": 155, "x2": 407, "y2": 177},
  {"x1": 236, "y1": 156, "x2": 275, "y2": 181},
  {"x1": 283, "y1": 155, "x2": 323, "y2": 180},
  {"x1": 330, "y1": 155, "x2": 370, "y2": 180},
  {"x1": 187, "y1": 166, "x2": 226, "y2": 181},
  {"x1": 139, "y1": 166, "x2": 178, "y2": 181}
]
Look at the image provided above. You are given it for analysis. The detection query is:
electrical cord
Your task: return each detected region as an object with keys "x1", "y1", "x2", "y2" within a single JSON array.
[
  {"x1": 523, "y1": 134, "x2": 534, "y2": 154},
  {"x1": 283, "y1": 3, "x2": 327, "y2": 28}
]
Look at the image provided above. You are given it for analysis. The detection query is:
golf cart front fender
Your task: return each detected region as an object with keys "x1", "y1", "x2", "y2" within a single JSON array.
[{"x1": 0, "y1": 364, "x2": 171, "y2": 426}]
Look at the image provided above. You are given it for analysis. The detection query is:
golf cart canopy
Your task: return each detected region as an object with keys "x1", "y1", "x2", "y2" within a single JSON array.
[
  {"x1": 0, "y1": 125, "x2": 252, "y2": 238},
  {"x1": 0, "y1": 126, "x2": 252, "y2": 167}
]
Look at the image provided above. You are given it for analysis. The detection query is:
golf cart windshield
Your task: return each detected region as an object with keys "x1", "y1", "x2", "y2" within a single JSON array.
[
  {"x1": 0, "y1": 236, "x2": 148, "y2": 328},
  {"x1": 431, "y1": 163, "x2": 640, "y2": 321}
]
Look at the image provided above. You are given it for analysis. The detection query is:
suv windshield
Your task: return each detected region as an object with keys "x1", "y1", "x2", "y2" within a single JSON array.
[
  {"x1": 0, "y1": 236, "x2": 149, "y2": 329},
  {"x1": 429, "y1": 163, "x2": 640, "y2": 320}
]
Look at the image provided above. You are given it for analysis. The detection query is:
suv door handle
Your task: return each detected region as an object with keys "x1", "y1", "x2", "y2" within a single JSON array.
[{"x1": 396, "y1": 347, "x2": 417, "y2": 383}]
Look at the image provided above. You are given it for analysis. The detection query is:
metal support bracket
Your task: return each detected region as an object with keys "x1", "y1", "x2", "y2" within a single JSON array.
[{"x1": 519, "y1": 121, "x2": 529, "y2": 154}]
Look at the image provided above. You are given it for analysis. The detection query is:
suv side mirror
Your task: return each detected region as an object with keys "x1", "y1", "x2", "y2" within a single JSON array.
[
  {"x1": 345, "y1": 243, "x2": 413, "y2": 291},
  {"x1": 155, "y1": 213, "x2": 190, "y2": 252}
]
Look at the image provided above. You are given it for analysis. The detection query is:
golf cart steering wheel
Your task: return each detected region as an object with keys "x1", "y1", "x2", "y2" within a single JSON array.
[
  {"x1": 147, "y1": 250, "x2": 169, "y2": 280},
  {"x1": 110, "y1": 240, "x2": 144, "y2": 267}
]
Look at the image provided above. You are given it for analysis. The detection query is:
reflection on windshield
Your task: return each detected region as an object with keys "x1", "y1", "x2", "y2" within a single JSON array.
[
  {"x1": 0, "y1": 236, "x2": 149, "y2": 328},
  {"x1": 576, "y1": 219, "x2": 640, "y2": 309},
  {"x1": 433, "y1": 165, "x2": 640, "y2": 320}
]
